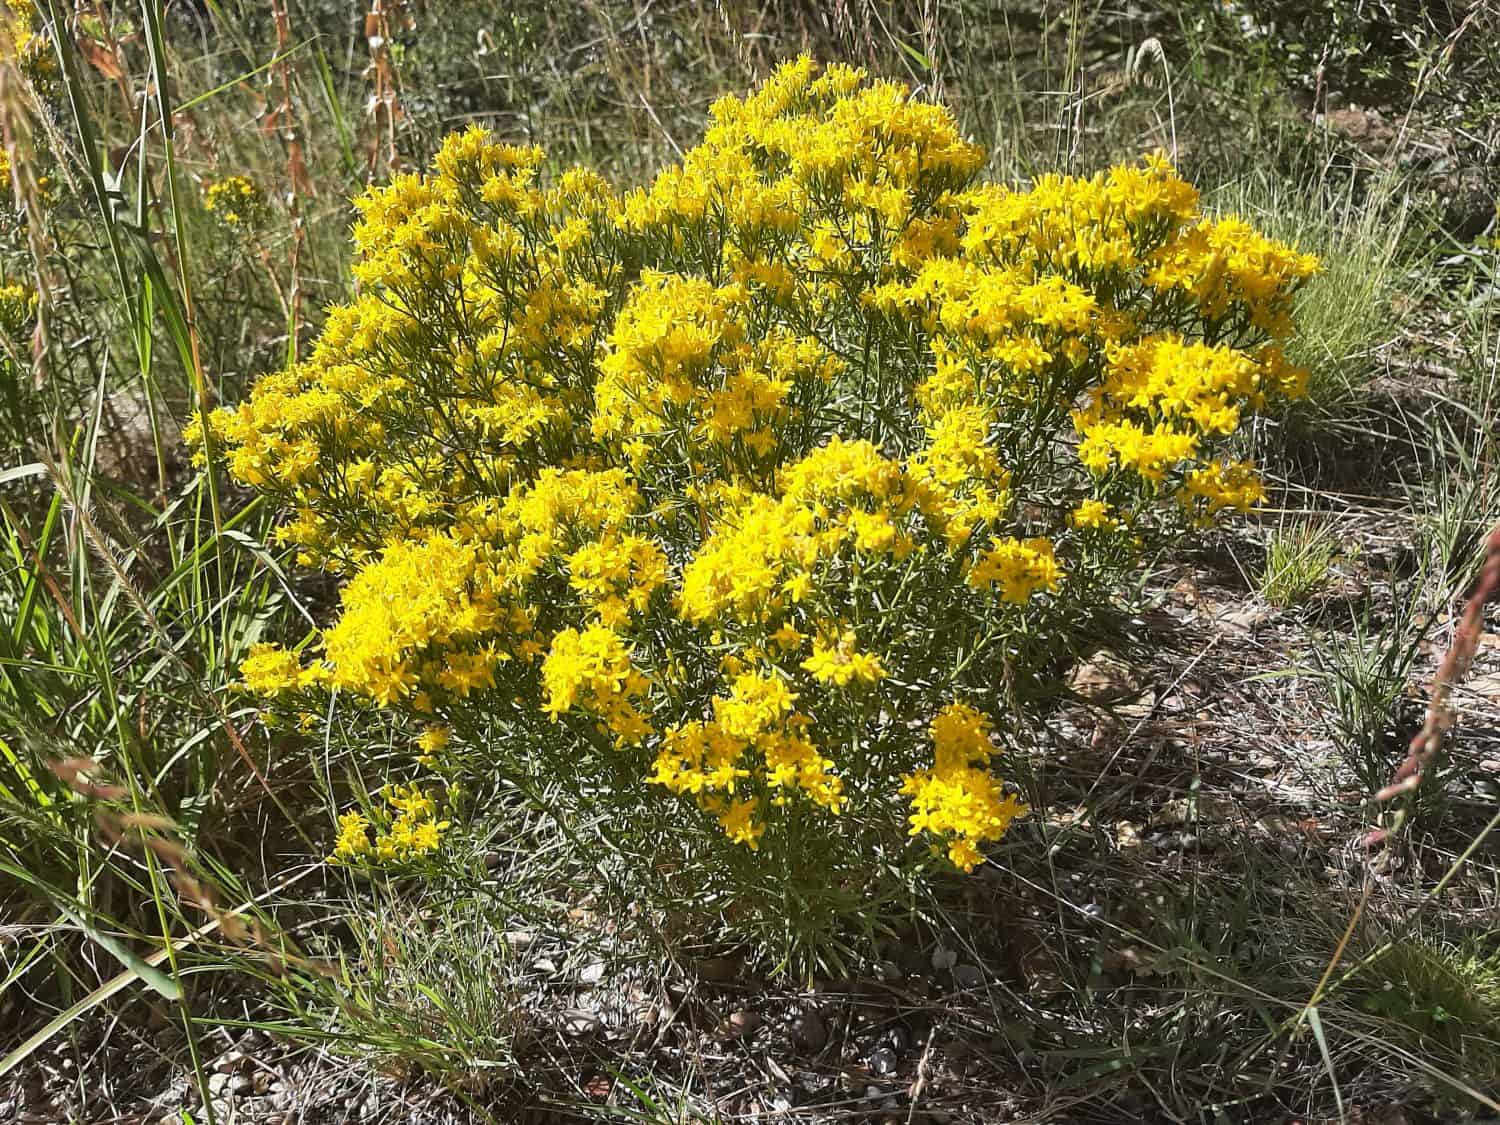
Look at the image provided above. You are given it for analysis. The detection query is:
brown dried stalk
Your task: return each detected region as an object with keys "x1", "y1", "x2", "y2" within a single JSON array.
[
  {"x1": 363, "y1": 0, "x2": 411, "y2": 178},
  {"x1": 266, "y1": 0, "x2": 309, "y2": 356},
  {"x1": 77, "y1": 1, "x2": 133, "y2": 115}
]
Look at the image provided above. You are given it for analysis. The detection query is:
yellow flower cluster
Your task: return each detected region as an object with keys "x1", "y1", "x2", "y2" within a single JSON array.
[
  {"x1": 903, "y1": 704, "x2": 1029, "y2": 872},
  {"x1": 541, "y1": 623, "x2": 652, "y2": 745},
  {"x1": 1, "y1": 0, "x2": 46, "y2": 76},
  {"x1": 239, "y1": 641, "x2": 325, "y2": 696},
  {"x1": 0, "y1": 144, "x2": 56, "y2": 211},
  {"x1": 200, "y1": 60, "x2": 1315, "y2": 873},
  {"x1": 968, "y1": 537, "x2": 1063, "y2": 604},
  {"x1": 801, "y1": 629, "x2": 886, "y2": 687},
  {"x1": 0, "y1": 281, "x2": 36, "y2": 342},
  {"x1": 329, "y1": 785, "x2": 450, "y2": 864},
  {"x1": 648, "y1": 668, "x2": 844, "y2": 847},
  {"x1": 203, "y1": 175, "x2": 270, "y2": 229}
]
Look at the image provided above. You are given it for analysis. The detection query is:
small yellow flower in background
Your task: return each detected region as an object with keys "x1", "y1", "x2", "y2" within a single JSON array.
[
  {"x1": 0, "y1": 282, "x2": 37, "y2": 342},
  {"x1": 1, "y1": 0, "x2": 51, "y2": 79},
  {"x1": 203, "y1": 175, "x2": 270, "y2": 229},
  {"x1": 769, "y1": 622, "x2": 804, "y2": 652}
]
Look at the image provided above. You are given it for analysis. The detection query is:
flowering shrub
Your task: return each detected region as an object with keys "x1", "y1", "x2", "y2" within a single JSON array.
[
  {"x1": 0, "y1": 281, "x2": 35, "y2": 342},
  {"x1": 1, "y1": 0, "x2": 52, "y2": 92},
  {"x1": 202, "y1": 175, "x2": 271, "y2": 231},
  {"x1": 194, "y1": 59, "x2": 1316, "y2": 880},
  {"x1": 1, "y1": 0, "x2": 40, "y2": 65}
]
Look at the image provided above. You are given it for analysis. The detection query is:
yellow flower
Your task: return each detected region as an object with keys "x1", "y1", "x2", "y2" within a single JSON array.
[
  {"x1": 416, "y1": 725, "x2": 450, "y2": 764},
  {"x1": 0, "y1": 282, "x2": 36, "y2": 341},
  {"x1": 203, "y1": 175, "x2": 270, "y2": 228},
  {"x1": 1070, "y1": 499, "x2": 1119, "y2": 531},
  {"x1": 541, "y1": 624, "x2": 651, "y2": 746},
  {"x1": 1182, "y1": 460, "x2": 1267, "y2": 517},
  {"x1": 713, "y1": 671, "x2": 797, "y2": 740},
  {"x1": 967, "y1": 538, "x2": 1062, "y2": 603},
  {"x1": 718, "y1": 798, "x2": 765, "y2": 850},
  {"x1": 769, "y1": 623, "x2": 804, "y2": 651},
  {"x1": 239, "y1": 643, "x2": 304, "y2": 696},
  {"x1": 801, "y1": 629, "x2": 886, "y2": 687},
  {"x1": 901, "y1": 702, "x2": 1028, "y2": 872},
  {"x1": 329, "y1": 811, "x2": 372, "y2": 862}
]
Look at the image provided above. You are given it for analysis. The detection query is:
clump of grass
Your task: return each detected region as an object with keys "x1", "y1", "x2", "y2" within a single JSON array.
[
  {"x1": 1411, "y1": 416, "x2": 1499, "y2": 591},
  {"x1": 1258, "y1": 519, "x2": 1337, "y2": 607},
  {"x1": 303, "y1": 894, "x2": 529, "y2": 1086},
  {"x1": 1354, "y1": 935, "x2": 1500, "y2": 1093},
  {"x1": 1408, "y1": 339, "x2": 1500, "y2": 589},
  {"x1": 1207, "y1": 168, "x2": 1411, "y2": 407},
  {"x1": 1309, "y1": 587, "x2": 1431, "y2": 796}
]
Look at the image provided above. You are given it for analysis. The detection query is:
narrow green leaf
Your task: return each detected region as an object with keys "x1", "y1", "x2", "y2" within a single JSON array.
[{"x1": 1305, "y1": 1006, "x2": 1346, "y2": 1123}]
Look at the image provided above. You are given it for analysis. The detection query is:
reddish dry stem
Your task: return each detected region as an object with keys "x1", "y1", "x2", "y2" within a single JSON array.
[{"x1": 1375, "y1": 521, "x2": 1500, "y2": 807}]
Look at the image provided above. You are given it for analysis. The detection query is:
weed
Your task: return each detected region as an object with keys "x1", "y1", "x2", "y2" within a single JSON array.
[
  {"x1": 1309, "y1": 585, "x2": 1432, "y2": 798},
  {"x1": 1208, "y1": 168, "x2": 1412, "y2": 408},
  {"x1": 1258, "y1": 520, "x2": 1337, "y2": 608},
  {"x1": 1355, "y1": 935, "x2": 1500, "y2": 1093}
]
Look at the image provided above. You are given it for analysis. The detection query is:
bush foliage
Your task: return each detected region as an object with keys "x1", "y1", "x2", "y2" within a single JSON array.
[{"x1": 194, "y1": 58, "x2": 1317, "y2": 892}]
